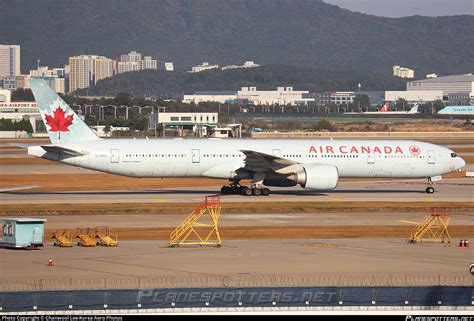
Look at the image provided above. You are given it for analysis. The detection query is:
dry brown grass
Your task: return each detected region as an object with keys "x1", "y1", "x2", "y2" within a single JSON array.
[
  {"x1": 2, "y1": 201, "x2": 472, "y2": 217},
  {"x1": 0, "y1": 173, "x2": 228, "y2": 191},
  {"x1": 0, "y1": 139, "x2": 50, "y2": 143},
  {"x1": 452, "y1": 147, "x2": 474, "y2": 153},
  {"x1": 0, "y1": 157, "x2": 53, "y2": 165},
  {"x1": 44, "y1": 225, "x2": 474, "y2": 241}
]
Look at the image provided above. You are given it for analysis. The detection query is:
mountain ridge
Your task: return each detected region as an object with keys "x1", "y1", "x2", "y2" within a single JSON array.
[{"x1": 1, "y1": 0, "x2": 472, "y2": 75}]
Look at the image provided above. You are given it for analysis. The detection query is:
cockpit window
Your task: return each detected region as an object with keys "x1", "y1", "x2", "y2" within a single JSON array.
[{"x1": 451, "y1": 153, "x2": 457, "y2": 158}]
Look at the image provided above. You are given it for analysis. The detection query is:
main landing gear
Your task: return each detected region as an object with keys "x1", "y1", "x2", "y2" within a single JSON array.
[
  {"x1": 221, "y1": 183, "x2": 271, "y2": 196},
  {"x1": 425, "y1": 177, "x2": 435, "y2": 194}
]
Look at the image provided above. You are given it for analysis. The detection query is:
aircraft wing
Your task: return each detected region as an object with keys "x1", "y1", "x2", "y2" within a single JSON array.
[
  {"x1": 41, "y1": 145, "x2": 86, "y2": 157},
  {"x1": 240, "y1": 150, "x2": 302, "y2": 174}
]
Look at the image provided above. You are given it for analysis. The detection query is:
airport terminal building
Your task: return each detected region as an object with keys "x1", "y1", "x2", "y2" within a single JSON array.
[
  {"x1": 183, "y1": 86, "x2": 315, "y2": 106},
  {"x1": 407, "y1": 74, "x2": 474, "y2": 99}
]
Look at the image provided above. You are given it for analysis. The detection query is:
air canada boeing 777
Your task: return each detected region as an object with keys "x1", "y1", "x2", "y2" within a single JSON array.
[{"x1": 27, "y1": 79, "x2": 465, "y2": 196}]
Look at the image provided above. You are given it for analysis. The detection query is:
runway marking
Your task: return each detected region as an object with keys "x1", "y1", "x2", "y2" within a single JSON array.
[
  {"x1": 31, "y1": 171, "x2": 47, "y2": 174},
  {"x1": 152, "y1": 198, "x2": 169, "y2": 203},
  {"x1": 398, "y1": 220, "x2": 420, "y2": 225},
  {"x1": 421, "y1": 198, "x2": 434, "y2": 201},
  {"x1": 326, "y1": 197, "x2": 342, "y2": 201}
]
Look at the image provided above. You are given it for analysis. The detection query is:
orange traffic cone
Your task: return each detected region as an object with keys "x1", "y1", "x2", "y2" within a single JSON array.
[
  {"x1": 459, "y1": 240, "x2": 465, "y2": 247},
  {"x1": 464, "y1": 240, "x2": 469, "y2": 247},
  {"x1": 48, "y1": 258, "x2": 53, "y2": 266}
]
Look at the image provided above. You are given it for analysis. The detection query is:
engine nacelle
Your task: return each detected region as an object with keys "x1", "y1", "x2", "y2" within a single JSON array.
[
  {"x1": 263, "y1": 172, "x2": 298, "y2": 187},
  {"x1": 297, "y1": 164, "x2": 339, "y2": 190}
]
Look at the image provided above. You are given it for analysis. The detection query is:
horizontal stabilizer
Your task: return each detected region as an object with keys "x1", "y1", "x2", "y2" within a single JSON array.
[
  {"x1": 41, "y1": 145, "x2": 86, "y2": 156},
  {"x1": 0, "y1": 185, "x2": 41, "y2": 193}
]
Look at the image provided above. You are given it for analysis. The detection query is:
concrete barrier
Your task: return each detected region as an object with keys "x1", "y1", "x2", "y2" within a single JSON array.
[{"x1": 1, "y1": 273, "x2": 472, "y2": 292}]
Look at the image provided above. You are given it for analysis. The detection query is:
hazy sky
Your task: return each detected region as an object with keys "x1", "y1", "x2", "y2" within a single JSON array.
[{"x1": 323, "y1": 0, "x2": 473, "y2": 17}]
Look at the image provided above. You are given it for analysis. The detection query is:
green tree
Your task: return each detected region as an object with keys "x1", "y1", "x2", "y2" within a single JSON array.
[
  {"x1": 103, "y1": 124, "x2": 111, "y2": 136},
  {"x1": 11, "y1": 88, "x2": 35, "y2": 102},
  {"x1": 394, "y1": 98, "x2": 408, "y2": 111},
  {"x1": 353, "y1": 94, "x2": 370, "y2": 108},
  {"x1": 115, "y1": 93, "x2": 135, "y2": 106}
]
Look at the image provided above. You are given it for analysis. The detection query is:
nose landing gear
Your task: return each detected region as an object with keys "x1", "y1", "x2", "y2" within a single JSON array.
[{"x1": 425, "y1": 177, "x2": 435, "y2": 194}]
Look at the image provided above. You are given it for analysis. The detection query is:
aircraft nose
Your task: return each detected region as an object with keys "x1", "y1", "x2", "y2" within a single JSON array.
[{"x1": 455, "y1": 157, "x2": 466, "y2": 170}]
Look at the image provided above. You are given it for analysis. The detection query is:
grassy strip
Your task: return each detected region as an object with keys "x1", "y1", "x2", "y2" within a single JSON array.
[
  {"x1": 44, "y1": 225, "x2": 474, "y2": 241},
  {"x1": 2, "y1": 201, "x2": 472, "y2": 216}
]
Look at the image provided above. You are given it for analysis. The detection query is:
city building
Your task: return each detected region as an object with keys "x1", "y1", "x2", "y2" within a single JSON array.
[
  {"x1": 93, "y1": 56, "x2": 116, "y2": 85},
  {"x1": 426, "y1": 73, "x2": 437, "y2": 79},
  {"x1": 120, "y1": 50, "x2": 142, "y2": 63},
  {"x1": 28, "y1": 66, "x2": 66, "y2": 93},
  {"x1": 190, "y1": 62, "x2": 219, "y2": 73},
  {"x1": 117, "y1": 51, "x2": 157, "y2": 74},
  {"x1": 68, "y1": 55, "x2": 117, "y2": 92},
  {"x1": 222, "y1": 61, "x2": 260, "y2": 70},
  {"x1": 138, "y1": 56, "x2": 157, "y2": 70},
  {"x1": 0, "y1": 45, "x2": 21, "y2": 78},
  {"x1": 385, "y1": 90, "x2": 443, "y2": 103},
  {"x1": 393, "y1": 65, "x2": 415, "y2": 78},
  {"x1": 407, "y1": 74, "x2": 474, "y2": 97},
  {"x1": 148, "y1": 112, "x2": 222, "y2": 137},
  {"x1": 68, "y1": 55, "x2": 95, "y2": 93},
  {"x1": 0, "y1": 89, "x2": 11, "y2": 102},
  {"x1": 1, "y1": 76, "x2": 17, "y2": 90},
  {"x1": 117, "y1": 61, "x2": 139, "y2": 74},
  {"x1": 165, "y1": 62, "x2": 174, "y2": 71}
]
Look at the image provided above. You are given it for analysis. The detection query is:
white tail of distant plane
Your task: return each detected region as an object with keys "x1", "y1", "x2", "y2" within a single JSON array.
[{"x1": 408, "y1": 103, "x2": 419, "y2": 114}]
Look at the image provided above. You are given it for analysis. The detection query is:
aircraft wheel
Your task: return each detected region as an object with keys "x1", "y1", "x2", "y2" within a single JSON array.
[
  {"x1": 221, "y1": 186, "x2": 231, "y2": 194},
  {"x1": 242, "y1": 187, "x2": 253, "y2": 196},
  {"x1": 261, "y1": 188, "x2": 271, "y2": 196},
  {"x1": 426, "y1": 186, "x2": 435, "y2": 194},
  {"x1": 253, "y1": 188, "x2": 262, "y2": 196}
]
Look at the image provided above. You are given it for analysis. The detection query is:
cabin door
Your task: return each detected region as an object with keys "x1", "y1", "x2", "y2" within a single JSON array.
[
  {"x1": 192, "y1": 149, "x2": 200, "y2": 163},
  {"x1": 427, "y1": 150, "x2": 435, "y2": 164},
  {"x1": 111, "y1": 149, "x2": 119, "y2": 163}
]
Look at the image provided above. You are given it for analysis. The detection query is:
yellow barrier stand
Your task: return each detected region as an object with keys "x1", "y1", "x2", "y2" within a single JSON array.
[{"x1": 168, "y1": 196, "x2": 222, "y2": 247}]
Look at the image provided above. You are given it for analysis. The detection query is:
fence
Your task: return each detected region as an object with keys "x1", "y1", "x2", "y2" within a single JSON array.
[
  {"x1": 251, "y1": 131, "x2": 474, "y2": 139},
  {"x1": 1, "y1": 273, "x2": 472, "y2": 292}
]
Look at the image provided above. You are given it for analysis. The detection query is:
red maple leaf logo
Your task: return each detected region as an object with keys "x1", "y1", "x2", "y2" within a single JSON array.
[
  {"x1": 409, "y1": 145, "x2": 421, "y2": 155},
  {"x1": 45, "y1": 106, "x2": 74, "y2": 133}
]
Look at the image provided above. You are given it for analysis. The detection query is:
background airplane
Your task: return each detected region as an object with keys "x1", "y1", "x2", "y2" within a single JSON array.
[{"x1": 344, "y1": 102, "x2": 419, "y2": 115}]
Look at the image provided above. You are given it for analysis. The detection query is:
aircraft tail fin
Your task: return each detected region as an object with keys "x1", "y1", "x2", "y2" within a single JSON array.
[
  {"x1": 379, "y1": 101, "x2": 390, "y2": 112},
  {"x1": 29, "y1": 78, "x2": 100, "y2": 144},
  {"x1": 408, "y1": 103, "x2": 419, "y2": 114}
]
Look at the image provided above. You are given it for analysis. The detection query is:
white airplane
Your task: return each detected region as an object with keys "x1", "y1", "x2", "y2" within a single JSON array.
[
  {"x1": 27, "y1": 79, "x2": 465, "y2": 196},
  {"x1": 344, "y1": 102, "x2": 419, "y2": 115},
  {"x1": 438, "y1": 105, "x2": 473, "y2": 123}
]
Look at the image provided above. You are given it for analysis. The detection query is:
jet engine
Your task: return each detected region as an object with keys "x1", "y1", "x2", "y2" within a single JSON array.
[
  {"x1": 262, "y1": 164, "x2": 339, "y2": 190},
  {"x1": 295, "y1": 164, "x2": 339, "y2": 190}
]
